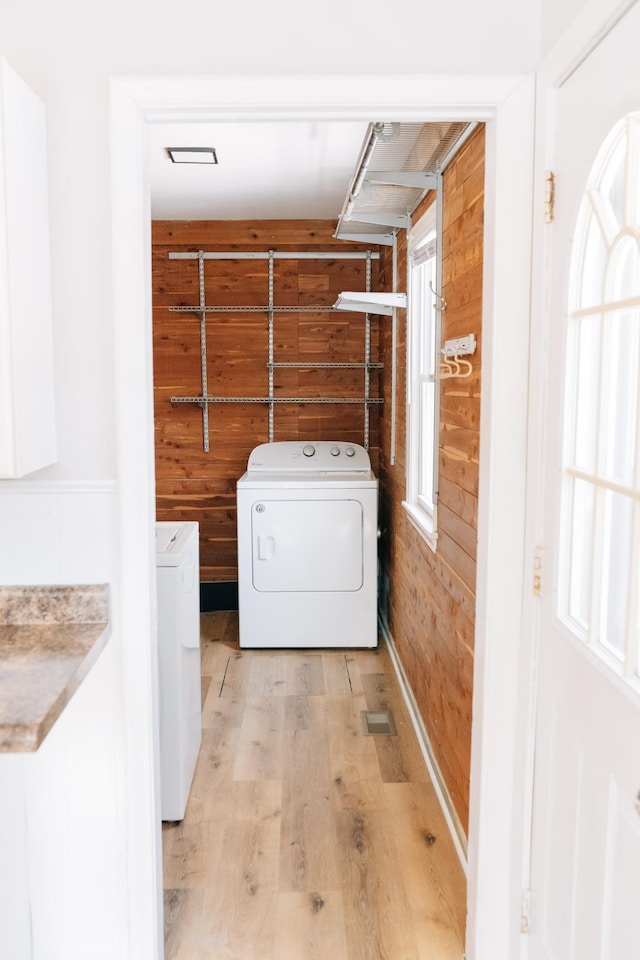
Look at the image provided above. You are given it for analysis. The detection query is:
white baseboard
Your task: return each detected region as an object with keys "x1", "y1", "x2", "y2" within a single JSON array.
[{"x1": 379, "y1": 614, "x2": 468, "y2": 873}]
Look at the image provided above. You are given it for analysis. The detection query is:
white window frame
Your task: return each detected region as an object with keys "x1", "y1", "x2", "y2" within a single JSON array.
[{"x1": 404, "y1": 197, "x2": 441, "y2": 548}]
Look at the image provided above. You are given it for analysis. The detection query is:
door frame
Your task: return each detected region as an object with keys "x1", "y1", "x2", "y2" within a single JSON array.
[{"x1": 110, "y1": 71, "x2": 535, "y2": 959}]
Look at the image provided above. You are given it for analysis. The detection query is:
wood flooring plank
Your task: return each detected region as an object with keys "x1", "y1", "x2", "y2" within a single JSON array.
[
  {"x1": 321, "y1": 653, "x2": 352, "y2": 696},
  {"x1": 283, "y1": 694, "x2": 313, "y2": 731},
  {"x1": 205, "y1": 816, "x2": 280, "y2": 959},
  {"x1": 201, "y1": 674, "x2": 212, "y2": 707},
  {"x1": 163, "y1": 726, "x2": 242, "y2": 886},
  {"x1": 177, "y1": 724, "x2": 240, "y2": 826},
  {"x1": 284, "y1": 653, "x2": 325, "y2": 697},
  {"x1": 279, "y1": 726, "x2": 341, "y2": 893},
  {"x1": 230, "y1": 779, "x2": 283, "y2": 831},
  {"x1": 325, "y1": 694, "x2": 382, "y2": 785},
  {"x1": 246, "y1": 655, "x2": 290, "y2": 697},
  {"x1": 335, "y1": 801, "x2": 419, "y2": 960},
  {"x1": 275, "y1": 890, "x2": 349, "y2": 960},
  {"x1": 282, "y1": 694, "x2": 327, "y2": 731},
  {"x1": 335, "y1": 807, "x2": 392, "y2": 960},
  {"x1": 331, "y1": 776, "x2": 386, "y2": 816},
  {"x1": 163, "y1": 888, "x2": 217, "y2": 960},
  {"x1": 201, "y1": 683, "x2": 245, "y2": 731},
  {"x1": 163, "y1": 816, "x2": 227, "y2": 891},
  {"x1": 218, "y1": 652, "x2": 251, "y2": 698},
  {"x1": 233, "y1": 696, "x2": 286, "y2": 781},
  {"x1": 381, "y1": 781, "x2": 466, "y2": 959}
]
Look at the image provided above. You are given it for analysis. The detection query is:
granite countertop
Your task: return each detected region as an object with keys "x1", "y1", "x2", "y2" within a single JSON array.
[{"x1": 0, "y1": 585, "x2": 110, "y2": 752}]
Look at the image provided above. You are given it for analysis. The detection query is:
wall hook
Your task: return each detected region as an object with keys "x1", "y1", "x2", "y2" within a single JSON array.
[
  {"x1": 438, "y1": 352, "x2": 473, "y2": 380},
  {"x1": 438, "y1": 351, "x2": 454, "y2": 379},
  {"x1": 429, "y1": 280, "x2": 447, "y2": 312}
]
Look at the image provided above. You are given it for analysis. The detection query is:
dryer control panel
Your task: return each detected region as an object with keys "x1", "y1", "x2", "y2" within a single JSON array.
[{"x1": 246, "y1": 441, "x2": 371, "y2": 473}]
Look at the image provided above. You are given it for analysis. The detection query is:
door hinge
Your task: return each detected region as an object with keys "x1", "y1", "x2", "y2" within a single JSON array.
[
  {"x1": 533, "y1": 550, "x2": 542, "y2": 597},
  {"x1": 521, "y1": 888, "x2": 531, "y2": 934},
  {"x1": 544, "y1": 171, "x2": 555, "y2": 223}
]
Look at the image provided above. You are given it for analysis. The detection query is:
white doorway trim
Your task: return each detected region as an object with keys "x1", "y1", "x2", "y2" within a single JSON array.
[{"x1": 110, "y1": 72, "x2": 535, "y2": 960}]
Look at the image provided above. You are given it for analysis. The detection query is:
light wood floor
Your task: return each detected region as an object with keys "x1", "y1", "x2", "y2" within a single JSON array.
[{"x1": 162, "y1": 612, "x2": 466, "y2": 960}]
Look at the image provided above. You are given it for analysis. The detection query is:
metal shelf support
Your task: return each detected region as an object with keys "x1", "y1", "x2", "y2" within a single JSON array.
[
  {"x1": 268, "y1": 250, "x2": 275, "y2": 442},
  {"x1": 198, "y1": 252, "x2": 210, "y2": 452}
]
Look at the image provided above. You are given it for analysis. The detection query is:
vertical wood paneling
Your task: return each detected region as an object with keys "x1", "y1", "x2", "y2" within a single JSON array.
[
  {"x1": 378, "y1": 126, "x2": 485, "y2": 834},
  {"x1": 152, "y1": 222, "x2": 381, "y2": 582}
]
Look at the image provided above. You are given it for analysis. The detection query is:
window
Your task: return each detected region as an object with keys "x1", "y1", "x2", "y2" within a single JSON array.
[
  {"x1": 404, "y1": 202, "x2": 440, "y2": 546},
  {"x1": 559, "y1": 112, "x2": 640, "y2": 684}
]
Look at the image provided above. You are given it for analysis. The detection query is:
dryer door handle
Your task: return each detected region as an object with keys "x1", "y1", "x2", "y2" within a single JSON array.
[{"x1": 257, "y1": 535, "x2": 276, "y2": 560}]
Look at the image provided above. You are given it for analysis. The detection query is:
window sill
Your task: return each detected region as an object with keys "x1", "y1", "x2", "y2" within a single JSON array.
[{"x1": 402, "y1": 500, "x2": 438, "y2": 552}]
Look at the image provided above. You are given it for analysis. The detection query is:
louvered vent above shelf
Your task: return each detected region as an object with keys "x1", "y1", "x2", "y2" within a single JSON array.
[{"x1": 334, "y1": 120, "x2": 473, "y2": 244}]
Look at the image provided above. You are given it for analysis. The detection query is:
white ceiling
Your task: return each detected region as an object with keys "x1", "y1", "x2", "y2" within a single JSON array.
[{"x1": 148, "y1": 120, "x2": 370, "y2": 221}]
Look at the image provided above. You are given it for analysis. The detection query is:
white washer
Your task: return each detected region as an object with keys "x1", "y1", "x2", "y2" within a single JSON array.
[
  {"x1": 237, "y1": 441, "x2": 378, "y2": 648},
  {"x1": 156, "y1": 521, "x2": 202, "y2": 821}
]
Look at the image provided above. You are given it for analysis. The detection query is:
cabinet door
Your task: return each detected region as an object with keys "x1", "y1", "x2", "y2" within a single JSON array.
[{"x1": 0, "y1": 59, "x2": 56, "y2": 477}]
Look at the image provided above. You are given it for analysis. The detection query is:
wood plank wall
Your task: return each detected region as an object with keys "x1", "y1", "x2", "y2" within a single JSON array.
[
  {"x1": 151, "y1": 221, "x2": 381, "y2": 583},
  {"x1": 378, "y1": 126, "x2": 485, "y2": 834}
]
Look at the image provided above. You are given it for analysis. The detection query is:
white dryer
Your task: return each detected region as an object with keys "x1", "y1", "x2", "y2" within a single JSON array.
[{"x1": 237, "y1": 441, "x2": 378, "y2": 648}]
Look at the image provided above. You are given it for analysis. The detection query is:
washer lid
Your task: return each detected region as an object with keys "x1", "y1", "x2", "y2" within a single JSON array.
[
  {"x1": 245, "y1": 441, "x2": 371, "y2": 474},
  {"x1": 156, "y1": 521, "x2": 199, "y2": 566}
]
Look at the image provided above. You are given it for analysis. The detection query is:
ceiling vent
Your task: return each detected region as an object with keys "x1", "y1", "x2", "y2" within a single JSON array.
[{"x1": 334, "y1": 121, "x2": 473, "y2": 245}]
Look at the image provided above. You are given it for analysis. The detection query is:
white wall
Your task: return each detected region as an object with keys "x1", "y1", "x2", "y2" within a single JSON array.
[
  {"x1": 0, "y1": 484, "x2": 117, "y2": 584},
  {"x1": 0, "y1": 0, "x2": 540, "y2": 484},
  {"x1": 540, "y1": 0, "x2": 589, "y2": 53}
]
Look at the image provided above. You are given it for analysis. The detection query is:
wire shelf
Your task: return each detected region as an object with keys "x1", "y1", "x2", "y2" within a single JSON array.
[{"x1": 171, "y1": 396, "x2": 384, "y2": 405}]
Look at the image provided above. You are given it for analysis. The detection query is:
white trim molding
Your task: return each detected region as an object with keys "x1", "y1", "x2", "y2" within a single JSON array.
[
  {"x1": 467, "y1": 74, "x2": 536, "y2": 960},
  {"x1": 110, "y1": 70, "x2": 536, "y2": 960}
]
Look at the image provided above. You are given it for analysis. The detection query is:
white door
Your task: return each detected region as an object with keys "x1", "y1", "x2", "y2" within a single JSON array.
[{"x1": 530, "y1": 5, "x2": 640, "y2": 958}]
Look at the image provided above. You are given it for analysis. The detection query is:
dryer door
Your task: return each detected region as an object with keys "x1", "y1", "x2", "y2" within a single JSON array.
[{"x1": 251, "y1": 498, "x2": 363, "y2": 592}]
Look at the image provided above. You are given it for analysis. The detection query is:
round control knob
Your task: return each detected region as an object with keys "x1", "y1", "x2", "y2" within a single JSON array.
[
  {"x1": 345, "y1": 446, "x2": 356, "y2": 457},
  {"x1": 302, "y1": 444, "x2": 316, "y2": 458},
  {"x1": 330, "y1": 446, "x2": 341, "y2": 457}
]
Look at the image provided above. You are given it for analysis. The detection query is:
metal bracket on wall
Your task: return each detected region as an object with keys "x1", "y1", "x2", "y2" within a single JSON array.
[
  {"x1": 197, "y1": 251, "x2": 210, "y2": 452},
  {"x1": 267, "y1": 250, "x2": 275, "y2": 442}
]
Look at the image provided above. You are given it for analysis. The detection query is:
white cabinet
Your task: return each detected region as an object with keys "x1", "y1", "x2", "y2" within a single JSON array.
[{"x1": 0, "y1": 60, "x2": 56, "y2": 478}]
